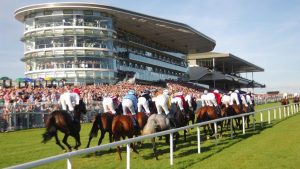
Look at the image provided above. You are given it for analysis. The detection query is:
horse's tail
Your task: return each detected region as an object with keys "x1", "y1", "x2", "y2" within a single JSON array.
[
  {"x1": 142, "y1": 118, "x2": 157, "y2": 135},
  {"x1": 89, "y1": 114, "x2": 102, "y2": 138},
  {"x1": 42, "y1": 114, "x2": 57, "y2": 143}
]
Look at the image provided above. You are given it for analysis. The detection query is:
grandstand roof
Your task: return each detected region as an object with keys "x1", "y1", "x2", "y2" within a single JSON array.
[
  {"x1": 15, "y1": 2, "x2": 216, "y2": 54},
  {"x1": 188, "y1": 52, "x2": 264, "y2": 73}
]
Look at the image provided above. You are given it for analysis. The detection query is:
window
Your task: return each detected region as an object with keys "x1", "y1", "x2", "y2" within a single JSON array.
[
  {"x1": 63, "y1": 10, "x2": 73, "y2": 14},
  {"x1": 83, "y1": 10, "x2": 93, "y2": 15},
  {"x1": 44, "y1": 10, "x2": 52, "y2": 15}
]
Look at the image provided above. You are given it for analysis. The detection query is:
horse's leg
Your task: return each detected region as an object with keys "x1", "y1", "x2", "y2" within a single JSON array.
[
  {"x1": 184, "y1": 129, "x2": 187, "y2": 142},
  {"x1": 114, "y1": 135, "x2": 122, "y2": 160},
  {"x1": 54, "y1": 133, "x2": 66, "y2": 151},
  {"x1": 98, "y1": 130, "x2": 106, "y2": 146},
  {"x1": 152, "y1": 138, "x2": 158, "y2": 160},
  {"x1": 74, "y1": 133, "x2": 81, "y2": 150},
  {"x1": 62, "y1": 134, "x2": 72, "y2": 151}
]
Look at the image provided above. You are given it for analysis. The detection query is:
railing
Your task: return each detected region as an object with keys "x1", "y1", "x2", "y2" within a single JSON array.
[
  {"x1": 0, "y1": 101, "x2": 103, "y2": 132},
  {"x1": 5, "y1": 103, "x2": 299, "y2": 169}
]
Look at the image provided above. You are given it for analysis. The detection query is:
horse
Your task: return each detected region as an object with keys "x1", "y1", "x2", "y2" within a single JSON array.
[
  {"x1": 112, "y1": 115, "x2": 139, "y2": 160},
  {"x1": 169, "y1": 102, "x2": 189, "y2": 142},
  {"x1": 142, "y1": 114, "x2": 171, "y2": 160},
  {"x1": 196, "y1": 105, "x2": 225, "y2": 138},
  {"x1": 86, "y1": 103, "x2": 123, "y2": 148},
  {"x1": 281, "y1": 98, "x2": 289, "y2": 105},
  {"x1": 42, "y1": 100, "x2": 87, "y2": 151}
]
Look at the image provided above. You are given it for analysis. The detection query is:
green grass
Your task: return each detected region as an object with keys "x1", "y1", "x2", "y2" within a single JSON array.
[{"x1": 1, "y1": 102, "x2": 299, "y2": 169}]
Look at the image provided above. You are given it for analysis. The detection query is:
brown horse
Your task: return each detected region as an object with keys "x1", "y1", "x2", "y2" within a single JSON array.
[
  {"x1": 281, "y1": 98, "x2": 289, "y2": 105},
  {"x1": 86, "y1": 113, "x2": 114, "y2": 148},
  {"x1": 42, "y1": 100, "x2": 87, "y2": 151},
  {"x1": 86, "y1": 103, "x2": 123, "y2": 148},
  {"x1": 112, "y1": 115, "x2": 139, "y2": 160},
  {"x1": 196, "y1": 105, "x2": 225, "y2": 138}
]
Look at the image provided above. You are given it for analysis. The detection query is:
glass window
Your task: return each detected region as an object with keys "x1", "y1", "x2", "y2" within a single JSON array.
[{"x1": 63, "y1": 10, "x2": 73, "y2": 14}]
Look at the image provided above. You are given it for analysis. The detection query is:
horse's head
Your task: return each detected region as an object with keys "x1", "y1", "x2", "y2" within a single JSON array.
[{"x1": 74, "y1": 100, "x2": 87, "y2": 115}]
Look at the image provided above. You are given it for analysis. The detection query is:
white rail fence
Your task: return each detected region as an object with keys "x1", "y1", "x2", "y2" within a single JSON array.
[{"x1": 5, "y1": 103, "x2": 300, "y2": 169}]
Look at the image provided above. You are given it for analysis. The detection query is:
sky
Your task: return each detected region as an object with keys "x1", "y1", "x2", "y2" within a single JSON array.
[{"x1": 0, "y1": 0, "x2": 299, "y2": 93}]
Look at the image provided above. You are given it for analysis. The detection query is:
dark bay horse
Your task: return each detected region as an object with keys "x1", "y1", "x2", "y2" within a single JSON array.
[
  {"x1": 86, "y1": 113, "x2": 114, "y2": 148},
  {"x1": 86, "y1": 103, "x2": 123, "y2": 148},
  {"x1": 42, "y1": 100, "x2": 87, "y2": 151},
  {"x1": 112, "y1": 115, "x2": 139, "y2": 160},
  {"x1": 196, "y1": 105, "x2": 225, "y2": 138},
  {"x1": 281, "y1": 98, "x2": 289, "y2": 105},
  {"x1": 169, "y1": 103, "x2": 189, "y2": 142}
]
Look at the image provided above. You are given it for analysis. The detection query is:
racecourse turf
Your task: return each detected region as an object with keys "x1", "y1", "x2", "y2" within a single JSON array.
[{"x1": 1, "y1": 102, "x2": 300, "y2": 169}]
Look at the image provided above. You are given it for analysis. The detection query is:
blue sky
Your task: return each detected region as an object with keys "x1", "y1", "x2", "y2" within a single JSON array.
[{"x1": 1, "y1": 0, "x2": 299, "y2": 93}]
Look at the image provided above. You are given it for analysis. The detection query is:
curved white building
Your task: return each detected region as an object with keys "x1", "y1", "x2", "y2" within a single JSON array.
[{"x1": 15, "y1": 3, "x2": 216, "y2": 85}]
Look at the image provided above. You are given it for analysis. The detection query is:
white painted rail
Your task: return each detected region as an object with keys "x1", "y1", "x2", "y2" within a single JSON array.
[{"x1": 5, "y1": 103, "x2": 299, "y2": 169}]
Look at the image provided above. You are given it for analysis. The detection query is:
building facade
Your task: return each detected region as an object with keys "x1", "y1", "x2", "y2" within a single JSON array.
[{"x1": 15, "y1": 3, "x2": 215, "y2": 85}]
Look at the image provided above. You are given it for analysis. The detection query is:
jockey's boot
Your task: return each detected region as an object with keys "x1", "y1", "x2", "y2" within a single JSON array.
[
  {"x1": 215, "y1": 106, "x2": 221, "y2": 117},
  {"x1": 130, "y1": 114, "x2": 139, "y2": 131},
  {"x1": 167, "y1": 113, "x2": 176, "y2": 128}
]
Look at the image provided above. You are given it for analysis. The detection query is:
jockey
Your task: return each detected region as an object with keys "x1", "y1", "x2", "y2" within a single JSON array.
[
  {"x1": 122, "y1": 90, "x2": 138, "y2": 128},
  {"x1": 172, "y1": 91, "x2": 188, "y2": 112},
  {"x1": 230, "y1": 90, "x2": 242, "y2": 113},
  {"x1": 185, "y1": 93, "x2": 195, "y2": 111},
  {"x1": 282, "y1": 92, "x2": 288, "y2": 99},
  {"x1": 293, "y1": 93, "x2": 299, "y2": 98},
  {"x1": 122, "y1": 90, "x2": 138, "y2": 115},
  {"x1": 102, "y1": 94, "x2": 120, "y2": 115},
  {"x1": 212, "y1": 90, "x2": 221, "y2": 105},
  {"x1": 200, "y1": 90, "x2": 208, "y2": 107},
  {"x1": 59, "y1": 87, "x2": 80, "y2": 116},
  {"x1": 154, "y1": 89, "x2": 170, "y2": 115},
  {"x1": 240, "y1": 93, "x2": 248, "y2": 107},
  {"x1": 207, "y1": 90, "x2": 221, "y2": 116},
  {"x1": 230, "y1": 90, "x2": 241, "y2": 106},
  {"x1": 221, "y1": 92, "x2": 231, "y2": 108},
  {"x1": 138, "y1": 89, "x2": 152, "y2": 115},
  {"x1": 246, "y1": 92, "x2": 254, "y2": 111}
]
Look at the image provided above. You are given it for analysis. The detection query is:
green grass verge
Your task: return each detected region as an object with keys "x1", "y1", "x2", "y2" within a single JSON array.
[{"x1": 1, "y1": 102, "x2": 299, "y2": 169}]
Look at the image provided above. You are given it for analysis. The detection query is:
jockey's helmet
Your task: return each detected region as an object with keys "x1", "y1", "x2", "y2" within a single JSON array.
[
  {"x1": 234, "y1": 89, "x2": 239, "y2": 93},
  {"x1": 143, "y1": 89, "x2": 150, "y2": 94},
  {"x1": 73, "y1": 88, "x2": 80, "y2": 95},
  {"x1": 128, "y1": 90, "x2": 135, "y2": 95},
  {"x1": 163, "y1": 89, "x2": 169, "y2": 95},
  {"x1": 204, "y1": 90, "x2": 208, "y2": 94},
  {"x1": 213, "y1": 89, "x2": 219, "y2": 93}
]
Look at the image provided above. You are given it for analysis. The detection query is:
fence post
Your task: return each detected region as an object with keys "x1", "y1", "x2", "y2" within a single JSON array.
[
  {"x1": 197, "y1": 126, "x2": 201, "y2": 154},
  {"x1": 214, "y1": 122, "x2": 217, "y2": 143},
  {"x1": 279, "y1": 107, "x2": 282, "y2": 119},
  {"x1": 67, "y1": 158, "x2": 72, "y2": 169},
  {"x1": 273, "y1": 108, "x2": 276, "y2": 120},
  {"x1": 127, "y1": 144, "x2": 130, "y2": 169},
  {"x1": 268, "y1": 110, "x2": 271, "y2": 124},
  {"x1": 170, "y1": 133, "x2": 173, "y2": 166},
  {"x1": 252, "y1": 114, "x2": 255, "y2": 131},
  {"x1": 27, "y1": 113, "x2": 30, "y2": 129},
  {"x1": 230, "y1": 118, "x2": 234, "y2": 138},
  {"x1": 283, "y1": 107, "x2": 286, "y2": 118},
  {"x1": 260, "y1": 112, "x2": 263, "y2": 128},
  {"x1": 242, "y1": 116, "x2": 245, "y2": 135},
  {"x1": 287, "y1": 106, "x2": 290, "y2": 116},
  {"x1": 13, "y1": 105, "x2": 17, "y2": 130}
]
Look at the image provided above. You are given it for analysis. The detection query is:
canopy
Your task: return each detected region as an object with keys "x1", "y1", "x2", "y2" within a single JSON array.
[
  {"x1": 0, "y1": 76, "x2": 11, "y2": 81},
  {"x1": 35, "y1": 77, "x2": 44, "y2": 82},
  {"x1": 24, "y1": 77, "x2": 33, "y2": 82},
  {"x1": 15, "y1": 77, "x2": 25, "y2": 83},
  {"x1": 44, "y1": 77, "x2": 53, "y2": 81}
]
